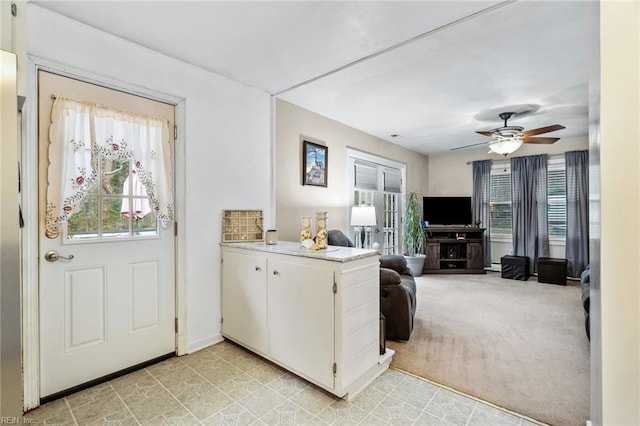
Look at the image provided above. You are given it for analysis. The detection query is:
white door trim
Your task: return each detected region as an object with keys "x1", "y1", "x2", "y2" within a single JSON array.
[{"x1": 22, "y1": 55, "x2": 188, "y2": 411}]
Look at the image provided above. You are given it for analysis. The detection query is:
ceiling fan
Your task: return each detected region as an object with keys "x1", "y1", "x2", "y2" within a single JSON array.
[{"x1": 452, "y1": 112, "x2": 566, "y2": 156}]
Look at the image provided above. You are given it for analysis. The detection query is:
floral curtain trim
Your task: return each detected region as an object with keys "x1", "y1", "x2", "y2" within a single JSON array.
[{"x1": 46, "y1": 96, "x2": 174, "y2": 238}]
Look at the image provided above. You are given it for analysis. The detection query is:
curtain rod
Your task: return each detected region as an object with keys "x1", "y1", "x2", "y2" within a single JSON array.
[{"x1": 48, "y1": 93, "x2": 170, "y2": 124}]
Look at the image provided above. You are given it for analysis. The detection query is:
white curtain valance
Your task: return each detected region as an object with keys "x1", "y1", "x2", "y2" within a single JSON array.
[{"x1": 46, "y1": 96, "x2": 174, "y2": 237}]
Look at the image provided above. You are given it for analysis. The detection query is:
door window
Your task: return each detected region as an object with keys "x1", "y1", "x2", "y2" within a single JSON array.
[{"x1": 66, "y1": 156, "x2": 158, "y2": 241}]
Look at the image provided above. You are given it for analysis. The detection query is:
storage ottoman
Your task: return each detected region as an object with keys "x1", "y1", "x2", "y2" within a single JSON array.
[
  {"x1": 537, "y1": 257, "x2": 567, "y2": 285},
  {"x1": 501, "y1": 255, "x2": 530, "y2": 281}
]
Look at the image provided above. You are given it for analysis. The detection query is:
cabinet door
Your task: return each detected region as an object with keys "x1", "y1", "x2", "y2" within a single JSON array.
[
  {"x1": 424, "y1": 243, "x2": 440, "y2": 270},
  {"x1": 221, "y1": 250, "x2": 268, "y2": 354},
  {"x1": 268, "y1": 258, "x2": 335, "y2": 389},
  {"x1": 467, "y1": 242, "x2": 484, "y2": 270}
]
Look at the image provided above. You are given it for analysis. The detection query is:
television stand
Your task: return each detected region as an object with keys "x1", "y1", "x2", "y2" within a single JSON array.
[{"x1": 423, "y1": 226, "x2": 486, "y2": 274}]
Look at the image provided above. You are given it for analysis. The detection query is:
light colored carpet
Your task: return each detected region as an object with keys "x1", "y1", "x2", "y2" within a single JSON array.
[{"x1": 387, "y1": 272, "x2": 590, "y2": 426}]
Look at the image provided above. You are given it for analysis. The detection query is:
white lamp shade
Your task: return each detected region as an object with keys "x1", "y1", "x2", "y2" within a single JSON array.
[
  {"x1": 488, "y1": 136, "x2": 524, "y2": 156},
  {"x1": 350, "y1": 205, "x2": 377, "y2": 226}
]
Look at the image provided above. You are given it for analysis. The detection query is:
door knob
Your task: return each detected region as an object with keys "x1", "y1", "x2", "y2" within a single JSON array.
[{"x1": 44, "y1": 250, "x2": 74, "y2": 262}]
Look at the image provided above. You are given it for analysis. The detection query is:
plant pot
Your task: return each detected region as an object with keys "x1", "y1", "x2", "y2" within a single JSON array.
[{"x1": 405, "y1": 254, "x2": 426, "y2": 277}]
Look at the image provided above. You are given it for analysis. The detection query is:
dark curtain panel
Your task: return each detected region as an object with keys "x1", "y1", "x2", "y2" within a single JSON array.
[
  {"x1": 472, "y1": 160, "x2": 492, "y2": 266},
  {"x1": 511, "y1": 155, "x2": 550, "y2": 273},
  {"x1": 565, "y1": 150, "x2": 589, "y2": 277}
]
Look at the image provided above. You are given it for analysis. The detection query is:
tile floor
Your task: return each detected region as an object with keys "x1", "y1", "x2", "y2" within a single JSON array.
[{"x1": 26, "y1": 340, "x2": 541, "y2": 425}]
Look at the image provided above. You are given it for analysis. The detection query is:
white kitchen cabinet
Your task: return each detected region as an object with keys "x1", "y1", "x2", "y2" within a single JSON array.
[
  {"x1": 267, "y1": 257, "x2": 335, "y2": 389},
  {"x1": 221, "y1": 250, "x2": 268, "y2": 355},
  {"x1": 221, "y1": 241, "x2": 391, "y2": 398}
]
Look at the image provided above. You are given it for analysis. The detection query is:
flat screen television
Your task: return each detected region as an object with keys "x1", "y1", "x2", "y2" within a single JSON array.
[{"x1": 423, "y1": 196, "x2": 472, "y2": 226}]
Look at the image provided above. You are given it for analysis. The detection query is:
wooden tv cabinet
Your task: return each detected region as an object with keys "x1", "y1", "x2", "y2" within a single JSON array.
[{"x1": 422, "y1": 226, "x2": 486, "y2": 274}]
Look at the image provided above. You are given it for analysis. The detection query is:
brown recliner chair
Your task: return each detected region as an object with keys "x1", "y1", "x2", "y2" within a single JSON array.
[
  {"x1": 379, "y1": 255, "x2": 417, "y2": 341},
  {"x1": 327, "y1": 229, "x2": 355, "y2": 247},
  {"x1": 327, "y1": 231, "x2": 417, "y2": 340}
]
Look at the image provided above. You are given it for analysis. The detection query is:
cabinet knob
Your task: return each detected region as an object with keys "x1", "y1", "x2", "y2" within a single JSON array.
[
  {"x1": 272, "y1": 270, "x2": 280, "y2": 276},
  {"x1": 255, "y1": 266, "x2": 262, "y2": 271}
]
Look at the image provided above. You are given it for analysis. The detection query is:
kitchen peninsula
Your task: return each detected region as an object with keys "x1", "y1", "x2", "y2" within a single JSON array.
[{"x1": 220, "y1": 241, "x2": 393, "y2": 399}]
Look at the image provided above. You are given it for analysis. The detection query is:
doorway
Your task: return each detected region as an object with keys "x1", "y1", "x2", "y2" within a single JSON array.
[
  {"x1": 37, "y1": 71, "x2": 177, "y2": 398},
  {"x1": 347, "y1": 149, "x2": 405, "y2": 254}
]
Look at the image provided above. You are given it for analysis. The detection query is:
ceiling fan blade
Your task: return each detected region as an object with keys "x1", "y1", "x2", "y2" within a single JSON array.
[
  {"x1": 522, "y1": 124, "x2": 565, "y2": 137},
  {"x1": 475, "y1": 131, "x2": 494, "y2": 137},
  {"x1": 451, "y1": 141, "x2": 488, "y2": 151},
  {"x1": 523, "y1": 137, "x2": 560, "y2": 144}
]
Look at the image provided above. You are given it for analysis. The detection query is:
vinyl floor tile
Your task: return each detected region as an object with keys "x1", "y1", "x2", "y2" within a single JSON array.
[
  {"x1": 259, "y1": 400, "x2": 323, "y2": 425},
  {"x1": 288, "y1": 386, "x2": 337, "y2": 416},
  {"x1": 201, "y1": 402, "x2": 259, "y2": 426},
  {"x1": 25, "y1": 340, "x2": 543, "y2": 426},
  {"x1": 266, "y1": 373, "x2": 310, "y2": 398},
  {"x1": 181, "y1": 388, "x2": 234, "y2": 421},
  {"x1": 70, "y1": 393, "x2": 127, "y2": 425},
  {"x1": 238, "y1": 386, "x2": 287, "y2": 418}
]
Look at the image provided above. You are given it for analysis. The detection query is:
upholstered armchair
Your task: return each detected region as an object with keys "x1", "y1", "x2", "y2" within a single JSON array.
[
  {"x1": 379, "y1": 255, "x2": 417, "y2": 341},
  {"x1": 327, "y1": 229, "x2": 355, "y2": 247}
]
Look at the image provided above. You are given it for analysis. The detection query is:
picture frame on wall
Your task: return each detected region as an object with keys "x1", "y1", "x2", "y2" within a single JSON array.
[{"x1": 302, "y1": 140, "x2": 328, "y2": 187}]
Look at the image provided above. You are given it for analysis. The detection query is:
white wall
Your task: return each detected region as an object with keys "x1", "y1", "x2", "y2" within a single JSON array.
[
  {"x1": 426, "y1": 137, "x2": 588, "y2": 263},
  {"x1": 599, "y1": 2, "x2": 640, "y2": 423},
  {"x1": 275, "y1": 99, "x2": 429, "y2": 242},
  {"x1": 27, "y1": 5, "x2": 272, "y2": 352},
  {"x1": 427, "y1": 137, "x2": 589, "y2": 196}
]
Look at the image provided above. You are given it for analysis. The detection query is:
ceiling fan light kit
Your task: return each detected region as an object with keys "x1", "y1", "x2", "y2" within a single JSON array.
[
  {"x1": 452, "y1": 111, "x2": 566, "y2": 156},
  {"x1": 488, "y1": 135, "x2": 524, "y2": 156}
]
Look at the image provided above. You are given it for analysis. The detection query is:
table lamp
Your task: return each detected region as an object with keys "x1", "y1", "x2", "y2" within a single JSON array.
[{"x1": 350, "y1": 205, "x2": 376, "y2": 248}]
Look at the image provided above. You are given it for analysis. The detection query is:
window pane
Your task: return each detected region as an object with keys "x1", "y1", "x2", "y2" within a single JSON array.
[
  {"x1": 101, "y1": 158, "x2": 130, "y2": 195},
  {"x1": 102, "y1": 197, "x2": 130, "y2": 238},
  {"x1": 490, "y1": 170, "x2": 512, "y2": 237},
  {"x1": 383, "y1": 192, "x2": 400, "y2": 254},
  {"x1": 490, "y1": 203, "x2": 512, "y2": 235},
  {"x1": 354, "y1": 162, "x2": 377, "y2": 190},
  {"x1": 548, "y1": 168, "x2": 566, "y2": 238},
  {"x1": 67, "y1": 196, "x2": 99, "y2": 240},
  {"x1": 354, "y1": 191, "x2": 374, "y2": 206},
  {"x1": 133, "y1": 210, "x2": 158, "y2": 236},
  {"x1": 383, "y1": 170, "x2": 401, "y2": 193}
]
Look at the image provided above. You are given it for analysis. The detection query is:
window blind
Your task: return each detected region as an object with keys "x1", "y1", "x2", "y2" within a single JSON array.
[
  {"x1": 488, "y1": 156, "x2": 568, "y2": 240},
  {"x1": 547, "y1": 157, "x2": 567, "y2": 238},
  {"x1": 383, "y1": 169, "x2": 402, "y2": 193},
  {"x1": 354, "y1": 161, "x2": 378, "y2": 190}
]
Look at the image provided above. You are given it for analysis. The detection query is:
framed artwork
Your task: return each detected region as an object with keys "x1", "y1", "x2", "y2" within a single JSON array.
[{"x1": 302, "y1": 140, "x2": 328, "y2": 187}]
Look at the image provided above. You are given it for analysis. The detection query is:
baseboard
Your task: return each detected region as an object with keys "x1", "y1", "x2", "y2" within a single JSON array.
[
  {"x1": 487, "y1": 263, "x2": 501, "y2": 272},
  {"x1": 187, "y1": 333, "x2": 223, "y2": 353},
  {"x1": 344, "y1": 349, "x2": 394, "y2": 401}
]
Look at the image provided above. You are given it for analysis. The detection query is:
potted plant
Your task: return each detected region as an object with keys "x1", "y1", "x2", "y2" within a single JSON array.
[{"x1": 403, "y1": 191, "x2": 427, "y2": 276}]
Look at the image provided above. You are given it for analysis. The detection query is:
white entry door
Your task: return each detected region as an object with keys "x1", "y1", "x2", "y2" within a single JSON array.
[{"x1": 38, "y1": 71, "x2": 176, "y2": 397}]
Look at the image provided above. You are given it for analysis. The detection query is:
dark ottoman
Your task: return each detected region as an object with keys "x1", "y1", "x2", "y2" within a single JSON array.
[
  {"x1": 538, "y1": 257, "x2": 567, "y2": 285},
  {"x1": 501, "y1": 255, "x2": 530, "y2": 281}
]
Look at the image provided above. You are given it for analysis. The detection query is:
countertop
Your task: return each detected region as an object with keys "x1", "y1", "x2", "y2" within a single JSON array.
[{"x1": 220, "y1": 241, "x2": 379, "y2": 262}]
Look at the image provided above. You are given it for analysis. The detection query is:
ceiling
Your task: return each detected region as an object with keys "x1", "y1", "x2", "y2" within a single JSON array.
[{"x1": 33, "y1": 1, "x2": 591, "y2": 156}]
